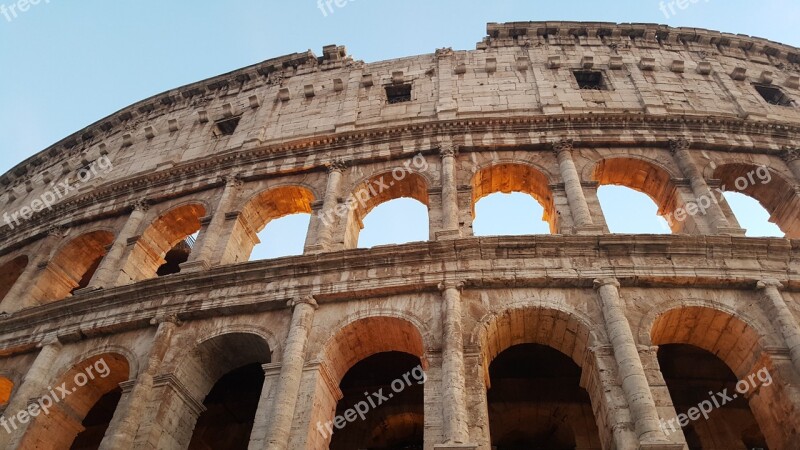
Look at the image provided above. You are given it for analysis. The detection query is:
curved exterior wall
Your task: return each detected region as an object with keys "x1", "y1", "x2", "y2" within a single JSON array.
[{"x1": 0, "y1": 21, "x2": 799, "y2": 449}]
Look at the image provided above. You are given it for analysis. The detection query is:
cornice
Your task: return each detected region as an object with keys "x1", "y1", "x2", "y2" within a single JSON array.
[
  {"x1": 3, "y1": 21, "x2": 799, "y2": 191},
  {"x1": 0, "y1": 234, "x2": 796, "y2": 355}
]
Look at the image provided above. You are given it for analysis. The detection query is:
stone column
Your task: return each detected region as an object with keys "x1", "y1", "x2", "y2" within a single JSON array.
[
  {"x1": 553, "y1": 139, "x2": 595, "y2": 232},
  {"x1": 85, "y1": 201, "x2": 149, "y2": 290},
  {"x1": 182, "y1": 176, "x2": 242, "y2": 272},
  {"x1": 264, "y1": 296, "x2": 318, "y2": 450},
  {"x1": 99, "y1": 314, "x2": 180, "y2": 449},
  {"x1": 781, "y1": 147, "x2": 800, "y2": 183},
  {"x1": 248, "y1": 362, "x2": 282, "y2": 449},
  {"x1": 437, "y1": 144, "x2": 462, "y2": 240},
  {"x1": 1, "y1": 227, "x2": 66, "y2": 312},
  {"x1": 593, "y1": 278, "x2": 677, "y2": 449},
  {"x1": 669, "y1": 139, "x2": 738, "y2": 235},
  {"x1": 308, "y1": 161, "x2": 346, "y2": 253},
  {"x1": 436, "y1": 281, "x2": 472, "y2": 447},
  {"x1": 0, "y1": 335, "x2": 62, "y2": 449},
  {"x1": 757, "y1": 279, "x2": 800, "y2": 374}
]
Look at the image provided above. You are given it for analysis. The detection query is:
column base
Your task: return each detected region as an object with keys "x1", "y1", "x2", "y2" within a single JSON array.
[
  {"x1": 435, "y1": 229, "x2": 462, "y2": 240},
  {"x1": 72, "y1": 286, "x2": 103, "y2": 296},
  {"x1": 304, "y1": 244, "x2": 328, "y2": 254},
  {"x1": 715, "y1": 226, "x2": 747, "y2": 237},
  {"x1": 434, "y1": 444, "x2": 477, "y2": 450},
  {"x1": 639, "y1": 442, "x2": 684, "y2": 450},
  {"x1": 575, "y1": 224, "x2": 605, "y2": 235},
  {"x1": 178, "y1": 260, "x2": 210, "y2": 274}
]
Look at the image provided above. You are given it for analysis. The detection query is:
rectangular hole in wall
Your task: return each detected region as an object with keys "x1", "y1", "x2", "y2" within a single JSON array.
[
  {"x1": 753, "y1": 84, "x2": 794, "y2": 107},
  {"x1": 213, "y1": 116, "x2": 242, "y2": 137},
  {"x1": 386, "y1": 84, "x2": 412, "y2": 104},
  {"x1": 573, "y1": 70, "x2": 608, "y2": 91}
]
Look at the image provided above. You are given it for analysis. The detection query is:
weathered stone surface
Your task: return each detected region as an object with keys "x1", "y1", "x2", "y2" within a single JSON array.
[{"x1": 0, "y1": 21, "x2": 799, "y2": 450}]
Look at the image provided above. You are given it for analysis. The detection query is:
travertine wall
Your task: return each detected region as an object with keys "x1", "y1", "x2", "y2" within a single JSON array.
[{"x1": 0, "y1": 21, "x2": 799, "y2": 450}]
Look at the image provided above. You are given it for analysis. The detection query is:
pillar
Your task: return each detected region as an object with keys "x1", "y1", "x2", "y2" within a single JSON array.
[
  {"x1": 264, "y1": 296, "x2": 318, "y2": 450},
  {"x1": 181, "y1": 176, "x2": 242, "y2": 272},
  {"x1": 248, "y1": 363, "x2": 282, "y2": 449},
  {"x1": 669, "y1": 139, "x2": 740, "y2": 235},
  {"x1": 437, "y1": 144, "x2": 461, "y2": 240},
  {"x1": 0, "y1": 335, "x2": 62, "y2": 449},
  {"x1": 436, "y1": 281, "x2": 473, "y2": 448},
  {"x1": 593, "y1": 278, "x2": 679, "y2": 449},
  {"x1": 782, "y1": 148, "x2": 800, "y2": 184},
  {"x1": 757, "y1": 279, "x2": 800, "y2": 375},
  {"x1": 85, "y1": 201, "x2": 149, "y2": 290},
  {"x1": 308, "y1": 161, "x2": 346, "y2": 253},
  {"x1": 553, "y1": 139, "x2": 597, "y2": 233},
  {"x1": 99, "y1": 314, "x2": 180, "y2": 449}
]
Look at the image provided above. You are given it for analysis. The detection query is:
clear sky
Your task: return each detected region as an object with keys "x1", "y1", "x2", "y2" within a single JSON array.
[{"x1": 0, "y1": 0, "x2": 794, "y2": 259}]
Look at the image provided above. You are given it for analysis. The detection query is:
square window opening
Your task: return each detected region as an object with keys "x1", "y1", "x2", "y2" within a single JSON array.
[
  {"x1": 386, "y1": 84, "x2": 412, "y2": 104},
  {"x1": 213, "y1": 116, "x2": 241, "y2": 137},
  {"x1": 573, "y1": 70, "x2": 608, "y2": 91},
  {"x1": 753, "y1": 84, "x2": 794, "y2": 107}
]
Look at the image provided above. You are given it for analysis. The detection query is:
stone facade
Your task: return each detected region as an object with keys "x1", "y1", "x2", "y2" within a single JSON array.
[{"x1": 0, "y1": 21, "x2": 799, "y2": 449}]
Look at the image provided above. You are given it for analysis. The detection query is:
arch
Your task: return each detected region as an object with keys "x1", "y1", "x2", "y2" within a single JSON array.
[
  {"x1": 29, "y1": 230, "x2": 115, "y2": 305},
  {"x1": 223, "y1": 185, "x2": 315, "y2": 263},
  {"x1": 471, "y1": 162, "x2": 556, "y2": 233},
  {"x1": 315, "y1": 317, "x2": 427, "y2": 449},
  {"x1": 19, "y1": 352, "x2": 130, "y2": 450},
  {"x1": 0, "y1": 255, "x2": 27, "y2": 307},
  {"x1": 471, "y1": 303, "x2": 599, "y2": 385},
  {"x1": 120, "y1": 203, "x2": 206, "y2": 283},
  {"x1": 319, "y1": 316, "x2": 426, "y2": 384},
  {"x1": 650, "y1": 306, "x2": 798, "y2": 448},
  {"x1": 590, "y1": 157, "x2": 685, "y2": 233},
  {"x1": 0, "y1": 376, "x2": 13, "y2": 406},
  {"x1": 473, "y1": 306, "x2": 604, "y2": 450},
  {"x1": 712, "y1": 163, "x2": 799, "y2": 237},
  {"x1": 343, "y1": 171, "x2": 430, "y2": 249}
]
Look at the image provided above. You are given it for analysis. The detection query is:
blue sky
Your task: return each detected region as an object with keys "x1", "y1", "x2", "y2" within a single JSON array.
[{"x1": 0, "y1": 0, "x2": 794, "y2": 259}]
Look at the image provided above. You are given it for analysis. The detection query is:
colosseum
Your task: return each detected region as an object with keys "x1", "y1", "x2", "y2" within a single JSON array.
[{"x1": 0, "y1": 20, "x2": 799, "y2": 450}]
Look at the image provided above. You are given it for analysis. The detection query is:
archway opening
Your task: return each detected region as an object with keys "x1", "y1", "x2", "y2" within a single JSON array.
[
  {"x1": 29, "y1": 230, "x2": 115, "y2": 304},
  {"x1": 593, "y1": 158, "x2": 685, "y2": 233},
  {"x1": 313, "y1": 316, "x2": 426, "y2": 449},
  {"x1": 657, "y1": 344, "x2": 768, "y2": 450},
  {"x1": 358, "y1": 198, "x2": 429, "y2": 248},
  {"x1": 489, "y1": 344, "x2": 589, "y2": 450},
  {"x1": 722, "y1": 192, "x2": 784, "y2": 238},
  {"x1": 598, "y1": 185, "x2": 671, "y2": 234},
  {"x1": 329, "y1": 352, "x2": 425, "y2": 449},
  {"x1": 472, "y1": 164, "x2": 556, "y2": 234},
  {"x1": 713, "y1": 164, "x2": 797, "y2": 238},
  {"x1": 474, "y1": 193, "x2": 550, "y2": 236},
  {"x1": 252, "y1": 214, "x2": 311, "y2": 260},
  {"x1": 188, "y1": 363, "x2": 265, "y2": 450},
  {"x1": 0, "y1": 376, "x2": 13, "y2": 406},
  {"x1": 650, "y1": 307, "x2": 791, "y2": 449},
  {"x1": 345, "y1": 172, "x2": 430, "y2": 249},
  {"x1": 120, "y1": 203, "x2": 205, "y2": 283},
  {"x1": 222, "y1": 186, "x2": 314, "y2": 264},
  {"x1": 174, "y1": 333, "x2": 271, "y2": 449},
  {"x1": 0, "y1": 255, "x2": 27, "y2": 308},
  {"x1": 478, "y1": 308, "x2": 604, "y2": 449},
  {"x1": 19, "y1": 353, "x2": 130, "y2": 450}
]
